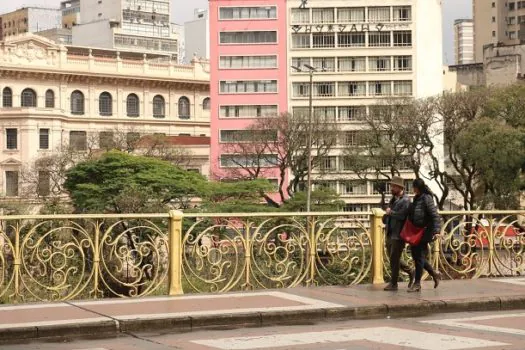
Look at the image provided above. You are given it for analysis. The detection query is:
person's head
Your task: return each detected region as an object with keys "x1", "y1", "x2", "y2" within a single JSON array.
[
  {"x1": 412, "y1": 178, "x2": 428, "y2": 196},
  {"x1": 389, "y1": 176, "x2": 405, "y2": 196}
]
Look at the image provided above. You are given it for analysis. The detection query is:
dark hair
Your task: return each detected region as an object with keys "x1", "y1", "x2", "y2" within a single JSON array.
[{"x1": 412, "y1": 178, "x2": 432, "y2": 195}]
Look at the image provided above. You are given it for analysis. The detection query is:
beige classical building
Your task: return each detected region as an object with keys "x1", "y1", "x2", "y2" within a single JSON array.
[{"x1": 0, "y1": 33, "x2": 210, "y2": 199}]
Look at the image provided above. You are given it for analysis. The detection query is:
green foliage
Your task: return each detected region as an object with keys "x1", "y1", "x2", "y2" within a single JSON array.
[{"x1": 281, "y1": 188, "x2": 345, "y2": 212}]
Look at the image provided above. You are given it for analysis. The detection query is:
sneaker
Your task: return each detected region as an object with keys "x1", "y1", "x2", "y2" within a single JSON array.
[{"x1": 384, "y1": 284, "x2": 398, "y2": 291}]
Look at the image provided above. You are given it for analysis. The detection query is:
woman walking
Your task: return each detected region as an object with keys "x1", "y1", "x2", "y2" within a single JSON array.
[{"x1": 407, "y1": 179, "x2": 442, "y2": 292}]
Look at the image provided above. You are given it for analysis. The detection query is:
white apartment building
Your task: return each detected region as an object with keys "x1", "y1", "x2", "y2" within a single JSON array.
[
  {"x1": 286, "y1": 0, "x2": 443, "y2": 211},
  {"x1": 73, "y1": 0, "x2": 179, "y2": 60},
  {"x1": 0, "y1": 34, "x2": 210, "y2": 199},
  {"x1": 184, "y1": 8, "x2": 210, "y2": 63},
  {"x1": 454, "y1": 19, "x2": 474, "y2": 64}
]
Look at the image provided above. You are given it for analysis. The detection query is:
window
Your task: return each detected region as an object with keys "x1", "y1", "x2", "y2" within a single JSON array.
[
  {"x1": 393, "y1": 56, "x2": 412, "y2": 71},
  {"x1": 319, "y1": 156, "x2": 337, "y2": 171},
  {"x1": 492, "y1": 30, "x2": 496, "y2": 37},
  {"x1": 2, "y1": 87, "x2": 12, "y2": 107},
  {"x1": 510, "y1": 31, "x2": 517, "y2": 39},
  {"x1": 202, "y1": 97, "x2": 210, "y2": 111},
  {"x1": 338, "y1": 57, "x2": 366, "y2": 72},
  {"x1": 178, "y1": 96, "x2": 190, "y2": 118},
  {"x1": 70, "y1": 90, "x2": 85, "y2": 115},
  {"x1": 5, "y1": 171, "x2": 19, "y2": 197},
  {"x1": 291, "y1": 57, "x2": 310, "y2": 71},
  {"x1": 219, "y1": 6, "x2": 277, "y2": 20},
  {"x1": 69, "y1": 131, "x2": 87, "y2": 151},
  {"x1": 368, "y1": 7, "x2": 390, "y2": 22},
  {"x1": 38, "y1": 171, "x2": 50, "y2": 197},
  {"x1": 39, "y1": 128, "x2": 49, "y2": 150},
  {"x1": 220, "y1": 105, "x2": 277, "y2": 118},
  {"x1": 369, "y1": 56, "x2": 391, "y2": 71},
  {"x1": 220, "y1": 80, "x2": 277, "y2": 93},
  {"x1": 291, "y1": 8, "x2": 309, "y2": 24},
  {"x1": 338, "y1": 82, "x2": 366, "y2": 96},
  {"x1": 99, "y1": 131, "x2": 114, "y2": 149},
  {"x1": 220, "y1": 55, "x2": 277, "y2": 68},
  {"x1": 45, "y1": 90, "x2": 55, "y2": 108},
  {"x1": 509, "y1": 17, "x2": 516, "y2": 24},
  {"x1": 340, "y1": 181, "x2": 367, "y2": 195},
  {"x1": 126, "y1": 132, "x2": 140, "y2": 148},
  {"x1": 312, "y1": 8, "x2": 334, "y2": 23},
  {"x1": 393, "y1": 31, "x2": 412, "y2": 46},
  {"x1": 369, "y1": 32, "x2": 391, "y2": 47},
  {"x1": 99, "y1": 92, "x2": 113, "y2": 116},
  {"x1": 372, "y1": 181, "x2": 391, "y2": 195},
  {"x1": 313, "y1": 106, "x2": 336, "y2": 119},
  {"x1": 492, "y1": 16, "x2": 496, "y2": 23},
  {"x1": 220, "y1": 130, "x2": 277, "y2": 142},
  {"x1": 292, "y1": 34, "x2": 311, "y2": 48},
  {"x1": 220, "y1": 154, "x2": 278, "y2": 167},
  {"x1": 312, "y1": 33, "x2": 335, "y2": 48},
  {"x1": 153, "y1": 95, "x2": 165, "y2": 118},
  {"x1": 220, "y1": 31, "x2": 277, "y2": 44},
  {"x1": 21, "y1": 88, "x2": 37, "y2": 107},
  {"x1": 393, "y1": 6, "x2": 411, "y2": 21},
  {"x1": 313, "y1": 82, "x2": 335, "y2": 97},
  {"x1": 341, "y1": 131, "x2": 365, "y2": 146},
  {"x1": 337, "y1": 32, "x2": 365, "y2": 47},
  {"x1": 126, "y1": 94, "x2": 139, "y2": 117},
  {"x1": 337, "y1": 8, "x2": 365, "y2": 23},
  {"x1": 312, "y1": 57, "x2": 335, "y2": 71},
  {"x1": 510, "y1": 2, "x2": 516, "y2": 10},
  {"x1": 393, "y1": 81, "x2": 413, "y2": 96},
  {"x1": 369, "y1": 81, "x2": 392, "y2": 96},
  {"x1": 338, "y1": 106, "x2": 365, "y2": 121},
  {"x1": 4, "y1": 128, "x2": 18, "y2": 151},
  {"x1": 343, "y1": 203, "x2": 368, "y2": 213}
]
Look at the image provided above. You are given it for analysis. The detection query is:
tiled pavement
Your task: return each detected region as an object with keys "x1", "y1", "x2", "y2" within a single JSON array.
[{"x1": 1, "y1": 277, "x2": 525, "y2": 344}]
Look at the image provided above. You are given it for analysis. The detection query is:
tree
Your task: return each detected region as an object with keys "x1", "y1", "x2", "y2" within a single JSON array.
[
  {"x1": 64, "y1": 151, "x2": 208, "y2": 213},
  {"x1": 280, "y1": 188, "x2": 345, "y2": 212}
]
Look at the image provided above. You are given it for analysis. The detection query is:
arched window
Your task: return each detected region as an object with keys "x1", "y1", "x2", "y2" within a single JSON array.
[
  {"x1": 21, "y1": 88, "x2": 37, "y2": 107},
  {"x1": 202, "y1": 97, "x2": 210, "y2": 111},
  {"x1": 153, "y1": 95, "x2": 165, "y2": 118},
  {"x1": 99, "y1": 92, "x2": 113, "y2": 116},
  {"x1": 2, "y1": 87, "x2": 12, "y2": 107},
  {"x1": 178, "y1": 96, "x2": 190, "y2": 119},
  {"x1": 127, "y1": 94, "x2": 139, "y2": 117},
  {"x1": 45, "y1": 89, "x2": 55, "y2": 108},
  {"x1": 71, "y1": 90, "x2": 85, "y2": 115}
]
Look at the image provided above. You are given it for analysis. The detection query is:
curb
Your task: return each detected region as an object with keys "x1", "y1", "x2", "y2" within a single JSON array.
[{"x1": 2, "y1": 296, "x2": 525, "y2": 343}]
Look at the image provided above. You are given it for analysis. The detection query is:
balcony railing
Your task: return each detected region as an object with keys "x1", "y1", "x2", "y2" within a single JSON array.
[{"x1": 0, "y1": 210, "x2": 523, "y2": 303}]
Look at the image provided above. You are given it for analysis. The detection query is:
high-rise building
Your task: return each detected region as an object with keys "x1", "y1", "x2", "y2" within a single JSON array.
[
  {"x1": 0, "y1": 7, "x2": 61, "y2": 41},
  {"x1": 184, "y1": 9, "x2": 210, "y2": 62},
  {"x1": 73, "y1": 0, "x2": 179, "y2": 60},
  {"x1": 61, "y1": 0, "x2": 80, "y2": 29},
  {"x1": 473, "y1": 0, "x2": 525, "y2": 62},
  {"x1": 454, "y1": 19, "x2": 474, "y2": 64},
  {"x1": 209, "y1": 0, "x2": 444, "y2": 208}
]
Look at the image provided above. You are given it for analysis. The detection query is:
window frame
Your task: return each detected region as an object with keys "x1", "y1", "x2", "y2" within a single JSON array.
[
  {"x1": 2, "y1": 87, "x2": 13, "y2": 107},
  {"x1": 153, "y1": 95, "x2": 166, "y2": 118},
  {"x1": 178, "y1": 96, "x2": 191, "y2": 119},
  {"x1": 6, "y1": 128, "x2": 17, "y2": 150},
  {"x1": 126, "y1": 93, "x2": 140, "y2": 117},
  {"x1": 39, "y1": 128, "x2": 50, "y2": 150},
  {"x1": 45, "y1": 89, "x2": 55, "y2": 108},
  {"x1": 21, "y1": 88, "x2": 37, "y2": 107},
  {"x1": 70, "y1": 90, "x2": 85, "y2": 115}
]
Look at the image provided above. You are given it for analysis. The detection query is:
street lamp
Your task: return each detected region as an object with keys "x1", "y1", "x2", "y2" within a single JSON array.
[{"x1": 291, "y1": 64, "x2": 318, "y2": 213}]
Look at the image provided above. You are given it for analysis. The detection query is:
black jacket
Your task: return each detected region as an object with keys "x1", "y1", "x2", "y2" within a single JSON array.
[
  {"x1": 409, "y1": 193, "x2": 441, "y2": 244},
  {"x1": 383, "y1": 194, "x2": 410, "y2": 240}
]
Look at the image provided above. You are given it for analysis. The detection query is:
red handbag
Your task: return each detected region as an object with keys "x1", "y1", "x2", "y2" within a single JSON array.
[{"x1": 400, "y1": 219, "x2": 425, "y2": 246}]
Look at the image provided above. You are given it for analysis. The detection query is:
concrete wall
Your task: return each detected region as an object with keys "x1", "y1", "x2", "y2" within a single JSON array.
[
  {"x1": 72, "y1": 20, "x2": 114, "y2": 48},
  {"x1": 184, "y1": 10, "x2": 209, "y2": 61},
  {"x1": 80, "y1": 0, "x2": 121, "y2": 24}
]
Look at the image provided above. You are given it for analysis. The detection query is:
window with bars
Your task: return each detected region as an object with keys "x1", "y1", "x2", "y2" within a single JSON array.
[
  {"x1": 369, "y1": 56, "x2": 391, "y2": 71},
  {"x1": 337, "y1": 7, "x2": 365, "y2": 23},
  {"x1": 310, "y1": 57, "x2": 334, "y2": 71},
  {"x1": 337, "y1": 32, "x2": 365, "y2": 47},
  {"x1": 292, "y1": 33, "x2": 311, "y2": 48},
  {"x1": 368, "y1": 32, "x2": 391, "y2": 47},
  {"x1": 5, "y1": 171, "x2": 19, "y2": 197},
  {"x1": 21, "y1": 88, "x2": 37, "y2": 107},
  {"x1": 220, "y1": 105, "x2": 277, "y2": 118},
  {"x1": 343, "y1": 203, "x2": 368, "y2": 213},
  {"x1": 338, "y1": 106, "x2": 365, "y2": 121},
  {"x1": 369, "y1": 81, "x2": 392, "y2": 96},
  {"x1": 99, "y1": 92, "x2": 112, "y2": 116},
  {"x1": 312, "y1": 8, "x2": 334, "y2": 23},
  {"x1": 152, "y1": 95, "x2": 166, "y2": 118},
  {"x1": 312, "y1": 33, "x2": 335, "y2": 48},
  {"x1": 368, "y1": 7, "x2": 390, "y2": 22},
  {"x1": 6, "y1": 128, "x2": 17, "y2": 150},
  {"x1": 338, "y1": 82, "x2": 366, "y2": 97},
  {"x1": 178, "y1": 96, "x2": 190, "y2": 118},
  {"x1": 338, "y1": 57, "x2": 366, "y2": 72},
  {"x1": 393, "y1": 6, "x2": 411, "y2": 21},
  {"x1": 99, "y1": 131, "x2": 114, "y2": 150},
  {"x1": 38, "y1": 171, "x2": 50, "y2": 197},
  {"x1": 39, "y1": 128, "x2": 49, "y2": 150},
  {"x1": 70, "y1": 90, "x2": 84, "y2": 115},
  {"x1": 291, "y1": 8, "x2": 310, "y2": 23},
  {"x1": 393, "y1": 56, "x2": 412, "y2": 71},
  {"x1": 393, "y1": 31, "x2": 412, "y2": 46},
  {"x1": 202, "y1": 97, "x2": 210, "y2": 111},
  {"x1": 45, "y1": 90, "x2": 55, "y2": 108},
  {"x1": 220, "y1": 80, "x2": 278, "y2": 93},
  {"x1": 69, "y1": 131, "x2": 87, "y2": 151},
  {"x1": 340, "y1": 156, "x2": 353, "y2": 171},
  {"x1": 340, "y1": 181, "x2": 367, "y2": 195},
  {"x1": 126, "y1": 94, "x2": 140, "y2": 117},
  {"x1": 313, "y1": 82, "x2": 335, "y2": 97},
  {"x1": 393, "y1": 81, "x2": 413, "y2": 96},
  {"x1": 220, "y1": 31, "x2": 277, "y2": 44},
  {"x1": 293, "y1": 83, "x2": 309, "y2": 98},
  {"x1": 2, "y1": 87, "x2": 13, "y2": 107}
]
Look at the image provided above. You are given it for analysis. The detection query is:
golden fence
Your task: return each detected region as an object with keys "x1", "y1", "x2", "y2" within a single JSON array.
[{"x1": 0, "y1": 210, "x2": 523, "y2": 303}]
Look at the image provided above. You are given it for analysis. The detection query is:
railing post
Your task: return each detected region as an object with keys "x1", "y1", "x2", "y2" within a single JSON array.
[
  {"x1": 371, "y1": 209, "x2": 385, "y2": 284},
  {"x1": 168, "y1": 210, "x2": 183, "y2": 295},
  {"x1": 13, "y1": 222, "x2": 20, "y2": 302},
  {"x1": 308, "y1": 215, "x2": 316, "y2": 286},
  {"x1": 244, "y1": 221, "x2": 252, "y2": 290}
]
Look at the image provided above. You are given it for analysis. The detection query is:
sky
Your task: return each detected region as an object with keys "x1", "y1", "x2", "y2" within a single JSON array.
[{"x1": 1, "y1": 0, "x2": 472, "y2": 64}]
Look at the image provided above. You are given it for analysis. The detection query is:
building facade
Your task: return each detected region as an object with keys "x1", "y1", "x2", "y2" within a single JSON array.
[
  {"x1": 454, "y1": 19, "x2": 474, "y2": 64},
  {"x1": 0, "y1": 34, "x2": 210, "y2": 198},
  {"x1": 1, "y1": 7, "x2": 61, "y2": 40},
  {"x1": 73, "y1": 0, "x2": 179, "y2": 60},
  {"x1": 184, "y1": 9, "x2": 210, "y2": 62},
  {"x1": 61, "y1": 0, "x2": 81, "y2": 29}
]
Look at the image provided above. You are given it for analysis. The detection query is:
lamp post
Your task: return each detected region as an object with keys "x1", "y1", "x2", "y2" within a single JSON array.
[{"x1": 291, "y1": 64, "x2": 317, "y2": 213}]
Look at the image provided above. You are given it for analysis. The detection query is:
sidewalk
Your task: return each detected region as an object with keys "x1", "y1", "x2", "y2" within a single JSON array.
[{"x1": 1, "y1": 278, "x2": 525, "y2": 343}]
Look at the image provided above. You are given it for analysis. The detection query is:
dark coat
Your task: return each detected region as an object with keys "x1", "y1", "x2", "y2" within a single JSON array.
[
  {"x1": 409, "y1": 193, "x2": 441, "y2": 244},
  {"x1": 383, "y1": 194, "x2": 410, "y2": 240}
]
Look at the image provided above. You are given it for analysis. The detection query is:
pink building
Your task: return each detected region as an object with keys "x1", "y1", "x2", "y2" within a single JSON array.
[{"x1": 209, "y1": 0, "x2": 288, "y2": 190}]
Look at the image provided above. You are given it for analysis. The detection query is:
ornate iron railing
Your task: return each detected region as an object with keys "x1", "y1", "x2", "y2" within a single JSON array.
[{"x1": 0, "y1": 210, "x2": 523, "y2": 303}]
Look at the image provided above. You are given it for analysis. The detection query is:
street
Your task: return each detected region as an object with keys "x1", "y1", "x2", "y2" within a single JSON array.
[{"x1": 4, "y1": 310, "x2": 525, "y2": 350}]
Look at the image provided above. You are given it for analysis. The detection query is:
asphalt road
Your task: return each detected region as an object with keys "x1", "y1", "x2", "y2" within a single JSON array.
[{"x1": 4, "y1": 310, "x2": 525, "y2": 350}]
